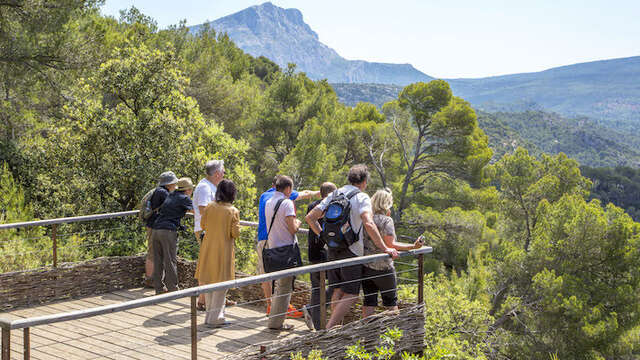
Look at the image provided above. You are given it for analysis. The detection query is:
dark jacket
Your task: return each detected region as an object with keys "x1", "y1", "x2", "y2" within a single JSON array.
[
  {"x1": 307, "y1": 200, "x2": 327, "y2": 263},
  {"x1": 145, "y1": 186, "x2": 170, "y2": 228},
  {"x1": 152, "y1": 191, "x2": 194, "y2": 231}
]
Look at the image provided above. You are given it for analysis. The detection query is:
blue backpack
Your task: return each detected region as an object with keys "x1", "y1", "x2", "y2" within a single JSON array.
[{"x1": 321, "y1": 189, "x2": 360, "y2": 249}]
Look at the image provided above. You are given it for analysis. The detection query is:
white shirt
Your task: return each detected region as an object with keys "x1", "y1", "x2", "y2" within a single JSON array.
[
  {"x1": 317, "y1": 184, "x2": 372, "y2": 256},
  {"x1": 265, "y1": 191, "x2": 297, "y2": 248},
  {"x1": 193, "y1": 178, "x2": 217, "y2": 232}
]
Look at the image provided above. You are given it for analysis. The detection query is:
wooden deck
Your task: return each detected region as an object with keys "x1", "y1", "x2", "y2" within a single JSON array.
[{"x1": 1, "y1": 288, "x2": 309, "y2": 359}]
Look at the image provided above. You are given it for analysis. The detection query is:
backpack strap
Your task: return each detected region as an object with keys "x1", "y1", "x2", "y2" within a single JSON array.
[
  {"x1": 345, "y1": 189, "x2": 360, "y2": 199},
  {"x1": 266, "y1": 198, "x2": 285, "y2": 248},
  {"x1": 345, "y1": 189, "x2": 362, "y2": 237}
]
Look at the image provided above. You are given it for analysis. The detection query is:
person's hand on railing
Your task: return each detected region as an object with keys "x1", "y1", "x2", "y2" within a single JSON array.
[
  {"x1": 385, "y1": 247, "x2": 399, "y2": 259},
  {"x1": 413, "y1": 235, "x2": 425, "y2": 250}
]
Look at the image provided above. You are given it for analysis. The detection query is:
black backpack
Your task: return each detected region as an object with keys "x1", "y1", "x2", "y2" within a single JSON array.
[{"x1": 321, "y1": 189, "x2": 361, "y2": 249}]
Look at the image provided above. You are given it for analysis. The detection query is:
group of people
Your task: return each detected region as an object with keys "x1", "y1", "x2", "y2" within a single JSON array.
[{"x1": 144, "y1": 161, "x2": 423, "y2": 331}]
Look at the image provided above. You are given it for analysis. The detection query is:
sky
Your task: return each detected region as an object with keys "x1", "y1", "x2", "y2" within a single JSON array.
[{"x1": 100, "y1": 0, "x2": 640, "y2": 79}]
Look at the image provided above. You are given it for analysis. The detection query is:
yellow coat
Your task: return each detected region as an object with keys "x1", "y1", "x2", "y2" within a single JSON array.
[{"x1": 194, "y1": 201, "x2": 240, "y2": 284}]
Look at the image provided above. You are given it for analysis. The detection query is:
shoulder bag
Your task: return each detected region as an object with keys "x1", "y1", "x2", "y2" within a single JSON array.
[{"x1": 262, "y1": 198, "x2": 303, "y2": 273}]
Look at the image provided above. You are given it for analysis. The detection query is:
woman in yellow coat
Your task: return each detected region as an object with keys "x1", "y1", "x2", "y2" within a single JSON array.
[{"x1": 195, "y1": 179, "x2": 240, "y2": 327}]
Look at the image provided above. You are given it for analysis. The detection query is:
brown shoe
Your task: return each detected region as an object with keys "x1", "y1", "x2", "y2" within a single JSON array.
[
  {"x1": 143, "y1": 277, "x2": 154, "y2": 288},
  {"x1": 197, "y1": 302, "x2": 206, "y2": 311}
]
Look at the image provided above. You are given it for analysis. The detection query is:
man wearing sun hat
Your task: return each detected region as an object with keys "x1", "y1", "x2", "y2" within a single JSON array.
[{"x1": 151, "y1": 177, "x2": 195, "y2": 294}]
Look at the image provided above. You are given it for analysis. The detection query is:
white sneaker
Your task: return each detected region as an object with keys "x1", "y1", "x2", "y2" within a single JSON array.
[{"x1": 301, "y1": 305, "x2": 314, "y2": 331}]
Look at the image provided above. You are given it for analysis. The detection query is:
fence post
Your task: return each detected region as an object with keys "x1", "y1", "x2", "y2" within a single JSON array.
[
  {"x1": 23, "y1": 328, "x2": 29, "y2": 360},
  {"x1": 1, "y1": 328, "x2": 9, "y2": 360},
  {"x1": 191, "y1": 296, "x2": 197, "y2": 359},
  {"x1": 417, "y1": 254, "x2": 424, "y2": 304},
  {"x1": 51, "y1": 224, "x2": 58, "y2": 268},
  {"x1": 319, "y1": 270, "x2": 327, "y2": 330}
]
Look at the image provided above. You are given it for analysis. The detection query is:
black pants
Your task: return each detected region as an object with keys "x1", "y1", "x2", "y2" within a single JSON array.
[
  {"x1": 362, "y1": 266, "x2": 397, "y2": 307},
  {"x1": 152, "y1": 229, "x2": 178, "y2": 293}
]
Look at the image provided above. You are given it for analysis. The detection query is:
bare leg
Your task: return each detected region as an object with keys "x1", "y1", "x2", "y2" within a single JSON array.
[
  {"x1": 261, "y1": 281, "x2": 272, "y2": 306},
  {"x1": 145, "y1": 227, "x2": 153, "y2": 278},
  {"x1": 362, "y1": 305, "x2": 376, "y2": 318},
  {"x1": 198, "y1": 283, "x2": 206, "y2": 305},
  {"x1": 326, "y1": 292, "x2": 358, "y2": 328},
  {"x1": 194, "y1": 232, "x2": 206, "y2": 305},
  {"x1": 330, "y1": 288, "x2": 344, "y2": 312}
]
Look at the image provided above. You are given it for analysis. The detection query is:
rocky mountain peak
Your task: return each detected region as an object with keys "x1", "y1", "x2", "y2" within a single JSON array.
[{"x1": 191, "y1": 2, "x2": 431, "y2": 85}]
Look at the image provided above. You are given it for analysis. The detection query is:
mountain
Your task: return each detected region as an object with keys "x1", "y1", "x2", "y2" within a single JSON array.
[
  {"x1": 190, "y1": 2, "x2": 433, "y2": 85},
  {"x1": 334, "y1": 57, "x2": 640, "y2": 131},
  {"x1": 448, "y1": 57, "x2": 640, "y2": 132}
]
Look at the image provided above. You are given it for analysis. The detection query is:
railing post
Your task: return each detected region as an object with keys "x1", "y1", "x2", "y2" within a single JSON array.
[
  {"x1": 51, "y1": 224, "x2": 58, "y2": 268},
  {"x1": 190, "y1": 296, "x2": 197, "y2": 360},
  {"x1": 319, "y1": 270, "x2": 327, "y2": 330},
  {"x1": 417, "y1": 254, "x2": 424, "y2": 304},
  {"x1": 1, "y1": 328, "x2": 9, "y2": 360},
  {"x1": 23, "y1": 328, "x2": 29, "y2": 360}
]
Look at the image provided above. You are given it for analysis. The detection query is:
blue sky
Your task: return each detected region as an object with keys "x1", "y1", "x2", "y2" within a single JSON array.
[{"x1": 101, "y1": 0, "x2": 640, "y2": 78}]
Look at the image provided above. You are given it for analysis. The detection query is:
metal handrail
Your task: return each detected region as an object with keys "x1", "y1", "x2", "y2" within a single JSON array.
[
  {"x1": 0, "y1": 246, "x2": 431, "y2": 330},
  {"x1": 0, "y1": 210, "x2": 309, "y2": 233},
  {"x1": 0, "y1": 210, "x2": 139, "y2": 230}
]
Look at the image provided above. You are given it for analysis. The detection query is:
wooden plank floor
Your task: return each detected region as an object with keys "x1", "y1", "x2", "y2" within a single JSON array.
[{"x1": 1, "y1": 288, "x2": 309, "y2": 359}]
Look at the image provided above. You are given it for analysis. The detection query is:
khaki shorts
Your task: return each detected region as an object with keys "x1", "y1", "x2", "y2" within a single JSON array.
[
  {"x1": 146, "y1": 227, "x2": 153, "y2": 261},
  {"x1": 256, "y1": 240, "x2": 267, "y2": 274}
]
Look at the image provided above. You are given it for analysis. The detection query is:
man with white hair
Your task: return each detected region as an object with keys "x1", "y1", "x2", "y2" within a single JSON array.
[{"x1": 193, "y1": 159, "x2": 225, "y2": 310}]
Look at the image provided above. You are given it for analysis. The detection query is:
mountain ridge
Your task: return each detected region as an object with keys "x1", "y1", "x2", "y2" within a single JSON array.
[
  {"x1": 190, "y1": 2, "x2": 433, "y2": 85},
  {"x1": 194, "y1": 2, "x2": 640, "y2": 130}
]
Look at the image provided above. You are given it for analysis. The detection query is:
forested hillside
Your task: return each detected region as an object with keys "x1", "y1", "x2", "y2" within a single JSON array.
[
  {"x1": 477, "y1": 110, "x2": 640, "y2": 167},
  {"x1": 334, "y1": 83, "x2": 640, "y2": 167},
  {"x1": 2, "y1": 2, "x2": 640, "y2": 359},
  {"x1": 582, "y1": 166, "x2": 640, "y2": 221}
]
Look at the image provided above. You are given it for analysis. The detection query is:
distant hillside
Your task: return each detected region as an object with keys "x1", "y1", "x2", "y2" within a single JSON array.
[
  {"x1": 332, "y1": 83, "x2": 403, "y2": 107},
  {"x1": 448, "y1": 57, "x2": 640, "y2": 132},
  {"x1": 334, "y1": 57, "x2": 640, "y2": 131},
  {"x1": 191, "y1": 2, "x2": 433, "y2": 85},
  {"x1": 477, "y1": 111, "x2": 640, "y2": 167}
]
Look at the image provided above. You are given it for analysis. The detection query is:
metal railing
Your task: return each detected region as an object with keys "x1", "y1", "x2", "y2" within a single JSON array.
[
  {"x1": 0, "y1": 211, "x2": 432, "y2": 360},
  {"x1": 0, "y1": 210, "x2": 293, "y2": 268}
]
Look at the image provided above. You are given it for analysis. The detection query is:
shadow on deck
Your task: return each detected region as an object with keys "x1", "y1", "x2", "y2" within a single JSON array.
[{"x1": 2, "y1": 288, "x2": 307, "y2": 359}]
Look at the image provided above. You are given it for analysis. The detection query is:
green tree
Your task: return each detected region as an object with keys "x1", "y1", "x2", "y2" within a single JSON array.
[
  {"x1": 386, "y1": 80, "x2": 492, "y2": 218},
  {"x1": 28, "y1": 42, "x2": 255, "y2": 217},
  {"x1": 486, "y1": 148, "x2": 591, "y2": 252},
  {"x1": 0, "y1": 162, "x2": 49, "y2": 271},
  {"x1": 492, "y1": 195, "x2": 640, "y2": 359}
]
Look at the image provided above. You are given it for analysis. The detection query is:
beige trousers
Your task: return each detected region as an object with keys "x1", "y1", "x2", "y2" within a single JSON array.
[
  {"x1": 268, "y1": 276, "x2": 293, "y2": 329},
  {"x1": 205, "y1": 290, "x2": 227, "y2": 325}
]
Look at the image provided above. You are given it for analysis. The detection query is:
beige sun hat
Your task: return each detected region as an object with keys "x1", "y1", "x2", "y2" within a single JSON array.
[{"x1": 176, "y1": 177, "x2": 194, "y2": 191}]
